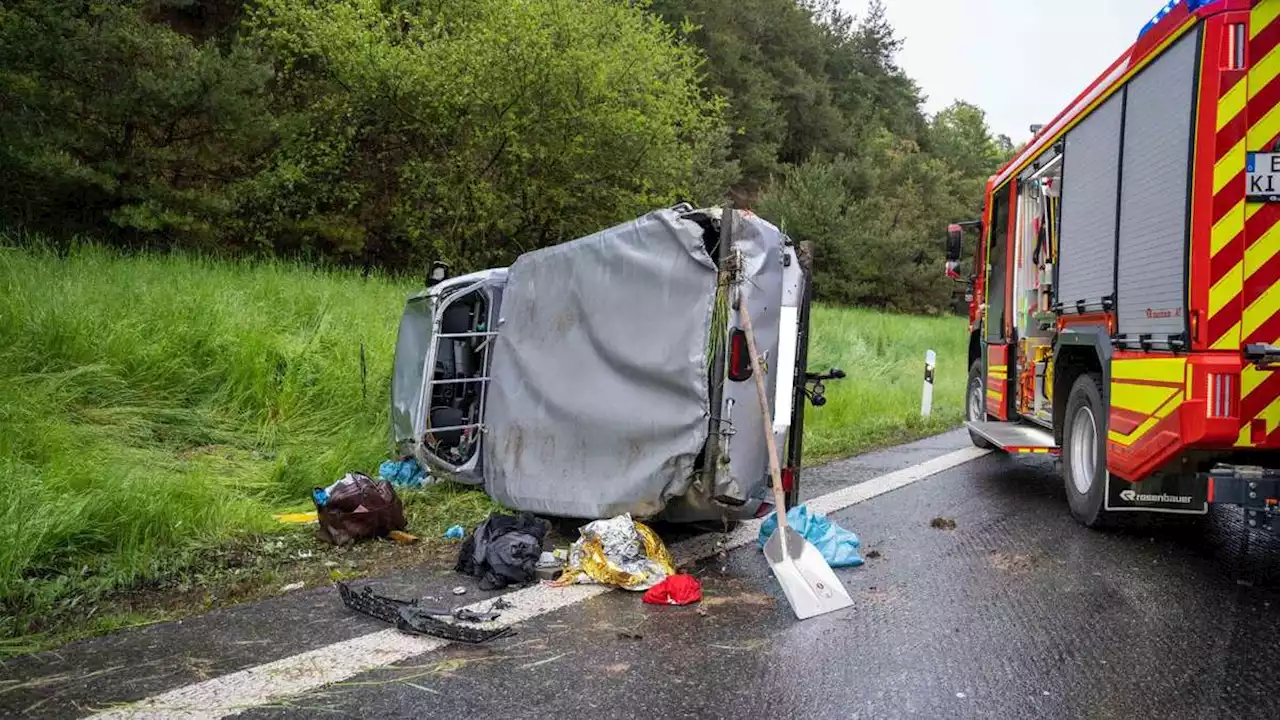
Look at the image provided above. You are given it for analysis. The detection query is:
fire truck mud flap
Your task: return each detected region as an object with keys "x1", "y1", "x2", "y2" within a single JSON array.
[{"x1": 1104, "y1": 471, "x2": 1209, "y2": 515}]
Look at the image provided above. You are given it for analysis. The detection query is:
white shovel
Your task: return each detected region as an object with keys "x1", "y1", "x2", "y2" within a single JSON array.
[{"x1": 739, "y1": 300, "x2": 854, "y2": 620}]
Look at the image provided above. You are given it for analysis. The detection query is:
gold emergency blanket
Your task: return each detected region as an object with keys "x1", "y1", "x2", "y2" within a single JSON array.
[{"x1": 553, "y1": 514, "x2": 675, "y2": 591}]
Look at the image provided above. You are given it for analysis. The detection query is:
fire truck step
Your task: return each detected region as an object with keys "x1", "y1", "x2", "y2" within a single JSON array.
[{"x1": 966, "y1": 421, "x2": 1059, "y2": 455}]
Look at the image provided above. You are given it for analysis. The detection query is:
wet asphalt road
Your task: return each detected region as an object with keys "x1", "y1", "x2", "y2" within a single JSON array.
[{"x1": 5, "y1": 430, "x2": 1280, "y2": 718}]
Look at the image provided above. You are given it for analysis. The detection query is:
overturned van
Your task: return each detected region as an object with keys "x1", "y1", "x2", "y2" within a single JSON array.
[{"x1": 390, "y1": 205, "x2": 840, "y2": 522}]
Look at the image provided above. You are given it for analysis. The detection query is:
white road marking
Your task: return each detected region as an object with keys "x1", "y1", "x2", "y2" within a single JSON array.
[{"x1": 88, "y1": 445, "x2": 990, "y2": 719}]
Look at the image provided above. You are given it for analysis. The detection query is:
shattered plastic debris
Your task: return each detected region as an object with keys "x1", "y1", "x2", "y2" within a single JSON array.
[
  {"x1": 280, "y1": 582, "x2": 305, "y2": 593},
  {"x1": 452, "y1": 586, "x2": 468, "y2": 595},
  {"x1": 274, "y1": 512, "x2": 318, "y2": 524},
  {"x1": 553, "y1": 514, "x2": 675, "y2": 591},
  {"x1": 453, "y1": 607, "x2": 501, "y2": 623}
]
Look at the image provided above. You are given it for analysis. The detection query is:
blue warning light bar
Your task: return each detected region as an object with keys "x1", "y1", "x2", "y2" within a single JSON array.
[{"x1": 1138, "y1": 0, "x2": 1225, "y2": 39}]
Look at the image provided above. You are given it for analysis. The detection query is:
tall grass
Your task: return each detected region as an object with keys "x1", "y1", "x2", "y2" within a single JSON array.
[
  {"x1": 0, "y1": 240, "x2": 411, "y2": 638},
  {"x1": 0, "y1": 240, "x2": 970, "y2": 643},
  {"x1": 803, "y1": 307, "x2": 969, "y2": 461}
]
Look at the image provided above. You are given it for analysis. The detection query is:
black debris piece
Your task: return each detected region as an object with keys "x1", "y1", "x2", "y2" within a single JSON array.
[{"x1": 337, "y1": 582, "x2": 514, "y2": 644}]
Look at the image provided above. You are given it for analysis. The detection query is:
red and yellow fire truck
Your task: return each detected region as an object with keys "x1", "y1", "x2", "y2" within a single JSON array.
[{"x1": 948, "y1": 0, "x2": 1280, "y2": 530}]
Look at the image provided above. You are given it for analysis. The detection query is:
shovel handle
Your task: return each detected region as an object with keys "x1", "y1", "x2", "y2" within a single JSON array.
[{"x1": 737, "y1": 301, "x2": 790, "y2": 536}]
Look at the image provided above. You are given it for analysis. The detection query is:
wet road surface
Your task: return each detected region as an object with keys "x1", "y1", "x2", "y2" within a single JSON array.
[{"x1": 5, "y1": 430, "x2": 1280, "y2": 718}]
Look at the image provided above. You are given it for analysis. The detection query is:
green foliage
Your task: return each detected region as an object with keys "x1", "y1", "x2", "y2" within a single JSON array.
[
  {"x1": 0, "y1": 0, "x2": 1005, "y2": 312},
  {"x1": 0, "y1": 0, "x2": 275, "y2": 244},
  {"x1": 759, "y1": 97, "x2": 1011, "y2": 313},
  {"x1": 0, "y1": 237, "x2": 409, "y2": 640},
  {"x1": 238, "y1": 0, "x2": 734, "y2": 268},
  {"x1": 0, "y1": 0, "x2": 732, "y2": 269}
]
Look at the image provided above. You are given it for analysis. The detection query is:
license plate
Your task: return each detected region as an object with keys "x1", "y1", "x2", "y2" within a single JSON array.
[{"x1": 1248, "y1": 152, "x2": 1280, "y2": 201}]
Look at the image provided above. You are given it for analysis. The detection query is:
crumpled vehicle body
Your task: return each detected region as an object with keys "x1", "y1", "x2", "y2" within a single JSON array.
[{"x1": 390, "y1": 205, "x2": 816, "y2": 523}]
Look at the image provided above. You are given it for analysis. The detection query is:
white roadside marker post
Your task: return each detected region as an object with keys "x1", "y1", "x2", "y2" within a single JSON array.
[{"x1": 921, "y1": 350, "x2": 936, "y2": 417}]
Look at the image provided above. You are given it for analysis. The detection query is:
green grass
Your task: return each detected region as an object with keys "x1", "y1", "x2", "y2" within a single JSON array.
[
  {"x1": 803, "y1": 306, "x2": 969, "y2": 462},
  {"x1": 0, "y1": 239, "x2": 968, "y2": 651},
  {"x1": 0, "y1": 239, "x2": 506, "y2": 644}
]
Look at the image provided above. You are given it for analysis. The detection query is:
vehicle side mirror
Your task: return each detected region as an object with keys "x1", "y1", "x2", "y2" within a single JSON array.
[
  {"x1": 428, "y1": 261, "x2": 450, "y2": 285},
  {"x1": 945, "y1": 224, "x2": 964, "y2": 263},
  {"x1": 945, "y1": 224, "x2": 965, "y2": 280}
]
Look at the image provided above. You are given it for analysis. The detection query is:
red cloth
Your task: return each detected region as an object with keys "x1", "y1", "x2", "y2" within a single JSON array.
[{"x1": 642, "y1": 575, "x2": 702, "y2": 606}]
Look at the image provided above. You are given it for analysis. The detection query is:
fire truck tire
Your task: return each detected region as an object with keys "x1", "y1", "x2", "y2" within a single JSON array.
[
  {"x1": 1063, "y1": 373, "x2": 1111, "y2": 528},
  {"x1": 966, "y1": 361, "x2": 995, "y2": 449}
]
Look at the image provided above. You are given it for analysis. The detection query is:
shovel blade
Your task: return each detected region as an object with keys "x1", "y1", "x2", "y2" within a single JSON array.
[{"x1": 764, "y1": 526, "x2": 854, "y2": 620}]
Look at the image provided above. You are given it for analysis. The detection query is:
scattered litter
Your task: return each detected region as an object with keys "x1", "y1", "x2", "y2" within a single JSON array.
[
  {"x1": 930, "y1": 517, "x2": 958, "y2": 530},
  {"x1": 956, "y1": 692, "x2": 967, "y2": 699},
  {"x1": 295, "y1": 550, "x2": 314, "y2": 560},
  {"x1": 759, "y1": 505, "x2": 864, "y2": 568},
  {"x1": 457, "y1": 513, "x2": 551, "y2": 590},
  {"x1": 708, "y1": 640, "x2": 767, "y2": 652},
  {"x1": 492, "y1": 597, "x2": 513, "y2": 610},
  {"x1": 280, "y1": 582, "x2": 305, "y2": 593},
  {"x1": 378, "y1": 458, "x2": 432, "y2": 489},
  {"x1": 537, "y1": 551, "x2": 559, "y2": 567},
  {"x1": 642, "y1": 575, "x2": 702, "y2": 606},
  {"x1": 324, "y1": 560, "x2": 339, "y2": 568},
  {"x1": 337, "y1": 583, "x2": 514, "y2": 644},
  {"x1": 314, "y1": 473, "x2": 408, "y2": 546},
  {"x1": 274, "y1": 512, "x2": 318, "y2": 525},
  {"x1": 389, "y1": 530, "x2": 420, "y2": 545},
  {"x1": 1237, "y1": 579, "x2": 1254, "y2": 588},
  {"x1": 554, "y1": 514, "x2": 675, "y2": 591},
  {"x1": 702, "y1": 593, "x2": 775, "y2": 608},
  {"x1": 865, "y1": 550, "x2": 882, "y2": 559},
  {"x1": 617, "y1": 630, "x2": 644, "y2": 640},
  {"x1": 444, "y1": 525, "x2": 465, "y2": 540},
  {"x1": 452, "y1": 586, "x2": 468, "y2": 596},
  {"x1": 519, "y1": 653, "x2": 567, "y2": 670}
]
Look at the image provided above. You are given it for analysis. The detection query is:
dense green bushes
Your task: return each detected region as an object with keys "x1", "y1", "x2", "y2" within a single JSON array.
[
  {"x1": 0, "y1": 0, "x2": 1009, "y2": 306},
  {"x1": 0, "y1": 0, "x2": 731, "y2": 268}
]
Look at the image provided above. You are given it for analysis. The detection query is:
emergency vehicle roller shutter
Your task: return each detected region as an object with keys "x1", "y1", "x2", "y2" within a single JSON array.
[
  {"x1": 1116, "y1": 29, "x2": 1199, "y2": 339},
  {"x1": 1058, "y1": 94, "x2": 1123, "y2": 310}
]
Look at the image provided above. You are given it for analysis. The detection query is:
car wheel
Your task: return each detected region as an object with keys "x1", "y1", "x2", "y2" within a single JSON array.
[
  {"x1": 1063, "y1": 373, "x2": 1111, "y2": 528},
  {"x1": 966, "y1": 360, "x2": 995, "y2": 449}
]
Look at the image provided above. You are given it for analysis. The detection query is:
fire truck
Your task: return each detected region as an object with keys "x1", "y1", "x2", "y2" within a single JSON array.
[{"x1": 948, "y1": 0, "x2": 1280, "y2": 531}]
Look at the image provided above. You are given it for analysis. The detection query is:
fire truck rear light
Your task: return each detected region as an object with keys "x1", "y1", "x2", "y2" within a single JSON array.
[
  {"x1": 1226, "y1": 22, "x2": 1247, "y2": 70},
  {"x1": 1208, "y1": 373, "x2": 1236, "y2": 418}
]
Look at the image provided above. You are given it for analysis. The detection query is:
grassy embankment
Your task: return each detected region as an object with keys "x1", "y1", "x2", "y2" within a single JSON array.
[{"x1": 0, "y1": 240, "x2": 966, "y2": 652}]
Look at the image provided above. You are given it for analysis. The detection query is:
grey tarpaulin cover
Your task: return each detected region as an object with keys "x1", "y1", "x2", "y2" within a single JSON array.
[{"x1": 482, "y1": 209, "x2": 718, "y2": 518}]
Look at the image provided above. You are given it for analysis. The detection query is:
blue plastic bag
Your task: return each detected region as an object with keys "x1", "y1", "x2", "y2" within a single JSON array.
[
  {"x1": 444, "y1": 524, "x2": 465, "y2": 539},
  {"x1": 378, "y1": 459, "x2": 430, "y2": 488},
  {"x1": 758, "y1": 505, "x2": 864, "y2": 568}
]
